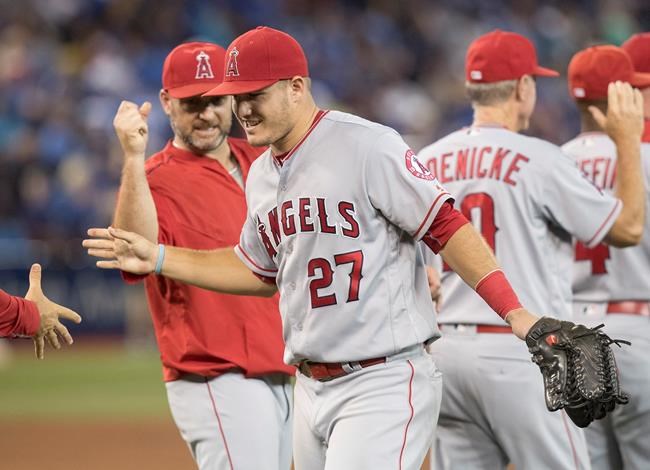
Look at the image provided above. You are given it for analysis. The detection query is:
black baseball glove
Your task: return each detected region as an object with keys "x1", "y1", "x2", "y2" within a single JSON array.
[{"x1": 525, "y1": 316, "x2": 630, "y2": 428}]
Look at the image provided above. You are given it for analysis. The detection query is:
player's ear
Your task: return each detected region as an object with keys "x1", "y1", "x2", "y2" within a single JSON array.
[
  {"x1": 515, "y1": 75, "x2": 532, "y2": 102},
  {"x1": 288, "y1": 76, "x2": 308, "y2": 101},
  {"x1": 159, "y1": 89, "x2": 172, "y2": 115}
]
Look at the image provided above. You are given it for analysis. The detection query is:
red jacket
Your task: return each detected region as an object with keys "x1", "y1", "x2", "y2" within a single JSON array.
[
  {"x1": 123, "y1": 138, "x2": 293, "y2": 381},
  {"x1": 0, "y1": 290, "x2": 39, "y2": 337}
]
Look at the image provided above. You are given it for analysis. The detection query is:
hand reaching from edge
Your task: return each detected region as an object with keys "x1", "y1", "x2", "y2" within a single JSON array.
[{"x1": 25, "y1": 264, "x2": 82, "y2": 359}]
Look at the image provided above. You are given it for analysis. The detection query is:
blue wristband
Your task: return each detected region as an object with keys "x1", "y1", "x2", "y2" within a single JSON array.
[{"x1": 154, "y1": 244, "x2": 165, "y2": 274}]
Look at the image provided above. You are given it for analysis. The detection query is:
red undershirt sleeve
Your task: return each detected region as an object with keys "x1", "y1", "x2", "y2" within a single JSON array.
[
  {"x1": 252, "y1": 272, "x2": 277, "y2": 285},
  {"x1": 421, "y1": 201, "x2": 469, "y2": 254},
  {"x1": 0, "y1": 290, "x2": 40, "y2": 337}
]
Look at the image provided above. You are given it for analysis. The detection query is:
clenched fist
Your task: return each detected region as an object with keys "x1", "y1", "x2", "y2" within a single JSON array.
[{"x1": 113, "y1": 101, "x2": 152, "y2": 159}]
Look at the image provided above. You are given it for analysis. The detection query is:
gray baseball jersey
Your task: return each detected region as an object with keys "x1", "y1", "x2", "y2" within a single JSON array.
[
  {"x1": 562, "y1": 133, "x2": 650, "y2": 302},
  {"x1": 418, "y1": 125, "x2": 622, "y2": 324},
  {"x1": 235, "y1": 110, "x2": 450, "y2": 365}
]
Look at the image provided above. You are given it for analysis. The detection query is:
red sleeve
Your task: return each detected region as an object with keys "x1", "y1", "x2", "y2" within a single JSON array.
[
  {"x1": 121, "y1": 271, "x2": 149, "y2": 284},
  {"x1": 0, "y1": 289, "x2": 40, "y2": 337},
  {"x1": 421, "y1": 201, "x2": 469, "y2": 254},
  {"x1": 252, "y1": 272, "x2": 277, "y2": 285}
]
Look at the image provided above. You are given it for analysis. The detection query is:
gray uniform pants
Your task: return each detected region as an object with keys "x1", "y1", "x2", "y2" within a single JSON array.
[
  {"x1": 293, "y1": 347, "x2": 442, "y2": 470},
  {"x1": 577, "y1": 312, "x2": 650, "y2": 470},
  {"x1": 166, "y1": 371, "x2": 293, "y2": 470},
  {"x1": 429, "y1": 326, "x2": 590, "y2": 470}
]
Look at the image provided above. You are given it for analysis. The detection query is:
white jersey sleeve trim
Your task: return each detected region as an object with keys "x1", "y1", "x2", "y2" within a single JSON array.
[
  {"x1": 413, "y1": 192, "x2": 453, "y2": 240},
  {"x1": 234, "y1": 244, "x2": 278, "y2": 277},
  {"x1": 584, "y1": 198, "x2": 622, "y2": 248}
]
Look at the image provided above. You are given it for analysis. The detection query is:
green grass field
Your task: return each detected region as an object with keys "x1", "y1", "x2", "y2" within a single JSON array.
[
  {"x1": 0, "y1": 340, "x2": 197, "y2": 469},
  {"x1": 0, "y1": 340, "x2": 170, "y2": 419}
]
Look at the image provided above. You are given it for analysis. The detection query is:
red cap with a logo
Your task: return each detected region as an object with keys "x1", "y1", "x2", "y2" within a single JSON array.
[
  {"x1": 622, "y1": 33, "x2": 650, "y2": 75},
  {"x1": 205, "y1": 26, "x2": 309, "y2": 96},
  {"x1": 568, "y1": 45, "x2": 650, "y2": 100},
  {"x1": 465, "y1": 30, "x2": 559, "y2": 83},
  {"x1": 162, "y1": 42, "x2": 226, "y2": 98}
]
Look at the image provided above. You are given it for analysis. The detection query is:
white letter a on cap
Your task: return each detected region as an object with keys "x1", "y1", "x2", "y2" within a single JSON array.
[
  {"x1": 195, "y1": 51, "x2": 214, "y2": 79},
  {"x1": 226, "y1": 48, "x2": 240, "y2": 77}
]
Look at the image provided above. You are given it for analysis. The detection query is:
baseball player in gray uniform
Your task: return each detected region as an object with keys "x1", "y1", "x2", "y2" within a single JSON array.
[
  {"x1": 85, "y1": 26, "x2": 553, "y2": 470},
  {"x1": 418, "y1": 31, "x2": 645, "y2": 470},
  {"x1": 563, "y1": 44, "x2": 650, "y2": 470}
]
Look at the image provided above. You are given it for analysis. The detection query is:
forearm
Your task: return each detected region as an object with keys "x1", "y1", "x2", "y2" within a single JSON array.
[
  {"x1": 439, "y1": 224, "x2": 536, "y2": 337},
  {"x1": 113, "y1": 159, "x2": 159, "y2": 243},
  {"x1": 161, "y1": 246, "x2": 277, "y2": 297},
  {"x1": 606, "y1": 136, "x2": 645, "y2": 246},
  {"x1": 439, "y1": 224, "x2": 499, "y2": 288}
]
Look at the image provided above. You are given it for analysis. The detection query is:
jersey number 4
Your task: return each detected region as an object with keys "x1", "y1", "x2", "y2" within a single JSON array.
[
  {"x1": 308, "y1": 250, "x2": 364, "y2": 308},
  {"x1": 575, "y1": 242, "x2": 610, "y2": 274},
  {"x1": 443, "y1": 192, "x2": 497, "y2": 271}
]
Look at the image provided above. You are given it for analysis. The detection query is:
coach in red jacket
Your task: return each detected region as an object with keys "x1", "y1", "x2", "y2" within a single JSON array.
[{"x1": 109, "y1": 42, "x2": 293, "y2": 470}]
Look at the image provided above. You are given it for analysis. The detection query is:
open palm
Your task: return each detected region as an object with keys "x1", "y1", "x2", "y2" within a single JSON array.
[
  {"x1": 25, "y1": 264, "x2": 82, "y2": 359},
  {"x1": 83, "y1": 227, "x2": 157, "y2": 274}
]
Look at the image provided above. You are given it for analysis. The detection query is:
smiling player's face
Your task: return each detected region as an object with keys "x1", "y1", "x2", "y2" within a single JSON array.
[{"x1": 232, "y1": 81, "x2": 295, "y2": 148}]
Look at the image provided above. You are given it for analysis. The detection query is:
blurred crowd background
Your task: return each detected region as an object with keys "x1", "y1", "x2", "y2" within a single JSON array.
[{"x1": 0, "y1": 0, "x2": 648, "y2": 332}]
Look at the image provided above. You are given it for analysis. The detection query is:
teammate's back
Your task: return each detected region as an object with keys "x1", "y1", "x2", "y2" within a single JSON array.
[
  {"x1": 420, "y1": 125, "x2": 620, "y2": 324},
  {"x1": 562, "y1": 133, "x2": 650, "y2": 303},
  {"x1": 560, "y1": 41, "x2": 650, "y2": 470}
]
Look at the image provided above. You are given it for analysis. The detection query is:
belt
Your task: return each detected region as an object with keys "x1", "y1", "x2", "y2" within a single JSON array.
[
  {"x1": 606, "y1": 301, "x2": 650, "y2": 316},
  {"x1": 439, "y1": 323, "x2": 512, "y2": 334},
  {"x1": 476, "y1": 324, "x2": 512, "y2": 333},
  {"x1": 297, "y1": 356, "x2": 386, "y2": 382}
]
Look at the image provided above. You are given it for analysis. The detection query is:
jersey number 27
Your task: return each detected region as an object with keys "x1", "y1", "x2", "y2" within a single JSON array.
[{"x1": 308, "y1": 250, "x2": 364, "y2": 308}]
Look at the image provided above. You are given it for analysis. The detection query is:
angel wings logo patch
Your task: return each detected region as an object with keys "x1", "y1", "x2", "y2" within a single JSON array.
[{"x1": 405, "y1": 149, "x2": 435, "y2": 180}]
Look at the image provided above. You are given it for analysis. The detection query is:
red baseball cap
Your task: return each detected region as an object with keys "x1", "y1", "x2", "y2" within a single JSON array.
[
  {"x1": 465, "y1": 30, "x2": 559, "y2": 83},
  {"x1": 568, "y1": 45, "x2": 650, "y2": 100},
  {"x1": 204, "y1": 26, "x2": 309, "y2": 96},
  {"x1": 622, "y1": 33, "x2": 650, "y2": 75},
  {"x1": 162, "y1": 42, "x2": 226, "y2": 98}
]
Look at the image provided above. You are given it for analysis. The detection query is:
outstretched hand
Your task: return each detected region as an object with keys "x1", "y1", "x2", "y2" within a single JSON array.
[
  {"x1": 25, "y1": 264, "x2": 82, "y2": 359},
  {"x1": 83, "y1": 227, "x2": 158, "y2": 274}
]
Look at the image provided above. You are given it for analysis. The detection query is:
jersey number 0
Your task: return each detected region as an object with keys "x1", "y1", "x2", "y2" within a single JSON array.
[{"x1": 444, "y1": 192, "x2": 497, "y2": 271}]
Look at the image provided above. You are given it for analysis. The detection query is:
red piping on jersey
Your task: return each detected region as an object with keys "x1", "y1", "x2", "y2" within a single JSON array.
[
  {"x1": 414, "y1": 192, "x2": 451, "y2": 240},
  {"x1": 561, "y1": 409, "x2": 580, "y2": 470},
  {"x1": 235, "y1": 244, "x2": 278, "y2": 276},
  {"x1": 206, "y1": 378, "x2": 235, "y2": 470},
  {"x1": 272, "y1": 110, "x2": 330, "y2": 166},
  {"x1": 398, "y1": 360, "x2": 416, "y2": 470},
  {"x1": 585, "y1": 199, "x2": 621, "y2": 247}
]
